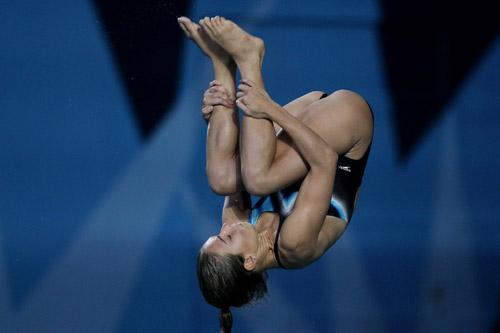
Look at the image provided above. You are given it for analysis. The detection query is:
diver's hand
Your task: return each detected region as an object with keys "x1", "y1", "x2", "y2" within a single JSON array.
[
  {"x1": 201, "y1": 80, "x2": 235, "y2": 122},
  {"x1": 236, "y1": 78, "x2": 279, "y2": 119}
]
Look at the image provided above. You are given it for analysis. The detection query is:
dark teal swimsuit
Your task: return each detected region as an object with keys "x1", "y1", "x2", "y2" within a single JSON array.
[{"x1": 248, "y1": 93, "x2": 373, "y2": 268}]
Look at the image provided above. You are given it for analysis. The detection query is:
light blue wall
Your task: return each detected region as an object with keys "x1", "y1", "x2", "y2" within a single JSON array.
[{"x1": 1, "y1": 1, "x2": 499, "y2": 332}]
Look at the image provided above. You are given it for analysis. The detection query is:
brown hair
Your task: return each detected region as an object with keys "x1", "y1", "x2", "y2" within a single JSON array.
[{"x1": 197, "y1": 251, "x2": 268, "y2": 332}]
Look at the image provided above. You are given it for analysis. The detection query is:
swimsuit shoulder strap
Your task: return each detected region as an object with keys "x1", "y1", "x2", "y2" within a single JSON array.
[{"x1": 273, "y1": 217, "x2": 288, "y2": 269}]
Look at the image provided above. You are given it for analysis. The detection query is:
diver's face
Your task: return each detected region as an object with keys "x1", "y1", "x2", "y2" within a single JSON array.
[{"x1": 201, "y1": 222, "x2": 258, "y2": 257}]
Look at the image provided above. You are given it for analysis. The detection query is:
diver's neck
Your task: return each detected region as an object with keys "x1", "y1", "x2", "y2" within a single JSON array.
[{"x1": 255, "y1": 213, "x2": 281, "y2": 270}]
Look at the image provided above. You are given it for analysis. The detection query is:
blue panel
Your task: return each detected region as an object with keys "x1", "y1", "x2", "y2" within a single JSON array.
[{"x1": 0, "y1": 0, "x2": 139, "y2": 307}]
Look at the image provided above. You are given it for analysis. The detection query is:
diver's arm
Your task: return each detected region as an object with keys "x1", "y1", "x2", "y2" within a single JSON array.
[
  {"x1": 265, "y1": 104, "x2": 345, "y2": 265},
  {"x1": 278, "y1": 159, "x2": 337, "y2": 265},
  {"x1": 266, "y1": 105, "x2": 338, "y2": 263},
  {"x1": 266, "y1": 105, "x2": 335, "y2": 169}
]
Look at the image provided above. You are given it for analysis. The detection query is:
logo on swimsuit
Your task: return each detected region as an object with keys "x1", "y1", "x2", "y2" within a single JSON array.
[{"x1": 338, "y1": 165, "x2": 351, "y2": 172}]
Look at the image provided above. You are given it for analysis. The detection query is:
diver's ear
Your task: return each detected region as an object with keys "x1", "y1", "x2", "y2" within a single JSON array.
[{"x1": 243, "y1": 255, "x2": 257, "y2": 271}]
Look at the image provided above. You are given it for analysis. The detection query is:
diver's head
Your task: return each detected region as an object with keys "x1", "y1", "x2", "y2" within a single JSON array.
[
  {"x1": 202, "y1": 222, "x2": 260, "y2": 268},
  {"x1": 197, "y1": 222, "x2": 268, "y2": 332}
]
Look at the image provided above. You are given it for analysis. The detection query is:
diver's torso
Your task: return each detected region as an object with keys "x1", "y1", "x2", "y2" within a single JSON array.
[
  {"x1": 247, "y1": 92, "x2": 374, "y2": 268},
  {"x1": 248, "y1": 143, "x2": 372, "y2": 269}
]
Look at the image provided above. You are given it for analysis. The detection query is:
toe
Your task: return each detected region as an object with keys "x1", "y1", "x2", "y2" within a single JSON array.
[
  {"x1": 208, "y1": 16, "x2": 221, "y2": 34},
  {"x1": 200, "y1": 17, "x2": 210, "y2": 27},
  {"x1": 207, "y1": 17, "x2": 216, "y2": 29},
  {"x1": 226, "y1": 19, "x2": 236, "y2": 29},
  {"x1": 201, "y1": 17, "x2": 214, "y2": 34},
  {"x1": 179, "y1": 16, "x2": 193, "y2": 26},
  {"x1": 179, "y1": 17, "x2": 199, "y2": 37},
  {"x1": 199, "y1": 17, "x2": 209, "y2": 27},
  {"x1": 178, "y1": 22, "x2": 190, "y2": 37}
]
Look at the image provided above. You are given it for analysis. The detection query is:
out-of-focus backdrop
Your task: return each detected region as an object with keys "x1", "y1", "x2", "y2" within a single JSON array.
[{"x1": 1, "y1": 1, "x2": 499, "y2": 332}]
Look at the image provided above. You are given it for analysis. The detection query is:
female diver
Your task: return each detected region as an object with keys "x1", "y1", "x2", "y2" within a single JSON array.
[{"x1": 178, "y1": 16, "x2": 373, "y2": 332}]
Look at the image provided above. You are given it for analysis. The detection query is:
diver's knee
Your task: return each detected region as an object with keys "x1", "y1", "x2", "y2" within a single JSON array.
[
  {"x1": 207, "y1": 169, "x2": 238, "y2": 196},
  {"x1": 241, "y1": 169, "x2": 270, "y2": 196}
]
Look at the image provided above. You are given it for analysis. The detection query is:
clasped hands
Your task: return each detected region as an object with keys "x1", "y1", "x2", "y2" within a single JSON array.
[{"x1": 201, "y1": 79, "x2": 278, "y2": 121}]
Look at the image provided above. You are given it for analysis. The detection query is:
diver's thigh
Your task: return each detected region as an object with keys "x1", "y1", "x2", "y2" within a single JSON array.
[
  {"x1": 274, "y1": 94, "x2": 350, "y2": 160},
  {"x1": 271, "y1": 90, "x2": 370, "y2": 181},
  {"x1": 282, "y1": 91, "x2": 325, "y2": 118}
]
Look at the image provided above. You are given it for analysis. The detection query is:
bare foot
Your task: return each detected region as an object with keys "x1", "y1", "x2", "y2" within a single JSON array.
[
  {"x1": 199, "y1": 16, "x2": 264, "y2": 67},
  {"x1": 177, "y1": 16, "x2": 232, "y2": 65}
]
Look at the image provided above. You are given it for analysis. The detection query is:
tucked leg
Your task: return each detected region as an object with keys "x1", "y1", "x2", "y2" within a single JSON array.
[{"x1": 178, "y1": 16, "x2": 242, "y2": 195}]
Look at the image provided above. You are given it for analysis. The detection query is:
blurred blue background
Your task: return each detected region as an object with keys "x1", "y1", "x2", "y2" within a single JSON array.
[{"x1": 1, "y1": 0, "x2": 499, "y2": 332}]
